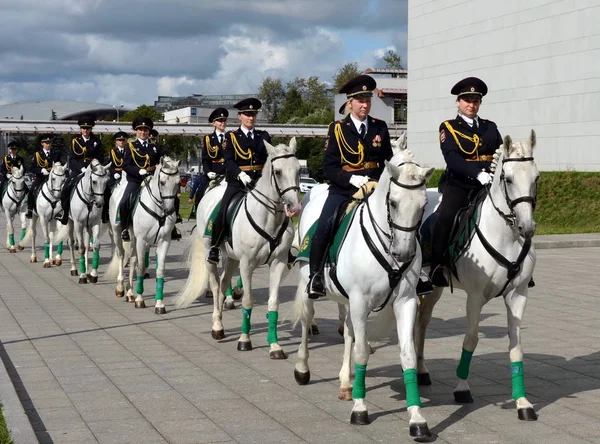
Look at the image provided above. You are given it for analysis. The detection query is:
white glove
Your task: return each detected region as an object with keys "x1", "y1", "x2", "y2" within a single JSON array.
[
  {"x1": 113, "y1": 173, "x2": 121, "y2": 180},
  {"x1": 139, "y1": 169, "x2": 148, "y2": 176},
  {"x1": 6, "y1": 174, "x2": 11, "y2": 179},
  {"x1": 349, "y1": 175, "x2": 369, "y2": 189},
  {"x1": 81, "y1": 167, "x2": 86, "y2": 173},
  {"x1": 477, "y1": 172, "x2": 492, "y2": 185},
  {"x1": 238, "y1": 171, "x2": 251, "y2": 186},
  {"x1": 42, "y1": 169, "x2": 50, "y2": 176},
  {"x1": 207, "y1": 172, "x2": 217, "y2": 179}
]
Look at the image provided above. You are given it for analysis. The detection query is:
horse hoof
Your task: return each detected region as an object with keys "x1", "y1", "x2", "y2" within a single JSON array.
[
  {"x1": 454, "y1": 390, "x2": 473, "y2": 404},
  {"x1": 9, "y1": 249, "x2": 16, "y2": 254},
  {"x1": 30, "y1": 257, "x2": 37, "y2": 263},
  {"x1": 269, "y1": 350, "x2": 287, "y2": 360},
  {"x1": 55, "y1": 259, "x2": 62, "y2": 267},
  {"x1": 78, "y1": 277, "x2": 88, "y2": 284},
  {"x1": 309, "y1": 325, "x2": 320, "y2": 335},
  {"x1": 224, "y1": 301, "x2": 235, "y2": 310},
  {"x1": 418, "y1": 373, "x2": 432, "y2": 386},
  {"x1": 134, "y1": 300, "x2": 146, "y2": 309},
  {"x1": 294, "y1": 369, "x2": 310, "y2": 385},
  {"x1": 126, "y1": 295, "x2": 136, "y2": 303},
  {"x1": 232, "y1": 287, "x2": 243, "y2": 300},
  {"x1": 144, "y1": 272, "x2": 150, "y2": 279},
  {"x1": 50, "y1": 259, "x2": 55, "y2": 265},
  {"x1": 237, "y1": 341, "x2": 252, "y2": 351},
  {"x1": 70, "y1": 270, "x2": 78, "y2": 276},
  {"x1": 43, "y1": 262, "x2": 52, "y2": 269},
  {"x1": 205, "y1": 290, "x2": 213, "y2": 298},
  {"x1": 518, "y1": 407, "x2": 538, "y2": 421},
  {"x1": 409, "y1": 423, "x2": 432, "y2": 440},
  {"x1": 350, "y1": 410, "x2": 370, "y2": 425},
  {"x1": 87, "y1": 275, "x2": 98, "y2": 284},
  {"x1": 17, "y1": 245, "x2": 24, "y2": 251},
  {"x1": 338, "y1": 324, "x2": 344, "y2": 337},
  {"x1": 338, "y1": 386, "x2": 353, "y2": 401},
  {"x1": 211, "y1": 329, "x2": 225, "y2": 340},
  {"x1": 115, "y1": 289, "x2": 125, "y2": 298},
  {"x1": 155, "y1": 306, "x2": 167, "y2": 315}
]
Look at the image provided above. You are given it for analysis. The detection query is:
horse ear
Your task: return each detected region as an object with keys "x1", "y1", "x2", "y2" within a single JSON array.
[
  {"x1": 385, "y1": 160, "x2": 400, "y2": 178},
  {"x1": 176, "y1": 160, "x2": 181, "y2": 168},
  {"x1": 391, "y1": 132, "x2": 407, "y2": 155},
  {"x1": 503, "y1": 135, "x2": 513, "y2": 155},
  {"x1": 104, "y1": 162, "x2": 112, "y2": 170},
  {"x1": 264, "y1": 139, "x2": 276, "y2": 156},
  {"x1": 420, "y1": 166, "x2": 435, "y2": 182},
  {"x1": 529, "y1": 129, "x2": 536, "y2": 150},
  {"x1": 289, "y1": 137, "x2": 297, "y2": 153}
]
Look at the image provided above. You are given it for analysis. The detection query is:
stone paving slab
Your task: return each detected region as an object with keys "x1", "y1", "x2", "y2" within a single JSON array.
[{"x1": 0, "y1": 223, "x2": 599, "y2": 443}]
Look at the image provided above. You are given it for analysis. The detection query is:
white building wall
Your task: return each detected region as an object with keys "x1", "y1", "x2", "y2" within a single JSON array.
[{"x1": 408, "y1": 0, "x2": 600, "y2": 171}]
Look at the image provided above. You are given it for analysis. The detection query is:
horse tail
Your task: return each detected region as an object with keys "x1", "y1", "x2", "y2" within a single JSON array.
[
  {"x1": 21, "y1": 224, "x2": 34, "y2": 246},
  {"x1": 291, "y1": 274, "x2": 309, "y2": 329},
  {"x1": 52, "y1": 223, "x2": 70, "y2": 245},
  {"x1": 105, "y1": 238, "x2": 127, "y2": 280},
  {"x1": 174, "y1": 233, "x2": 208, "y2": 310},
  {"x1": 367, "y1": 301, "x2": 396, "y2": 341}
]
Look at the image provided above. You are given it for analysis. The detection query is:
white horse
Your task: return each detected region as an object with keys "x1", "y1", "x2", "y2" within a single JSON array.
[
  {"x1": 175, "y1": 138, "x2": 301, "y2": 359},
  {"x1": 291, "y1": 140, "x2": 434, "y2": 439},
  {"x1": 22, "y1": 162, "x2": 68, "y2": 266},
  {"x1": 54, "y1": 160, "x2": 111, "y2": 283},
  {"x1": 415, "y1": 130, "x2": 539, "y2": 421},
  {"x1": 2, "y1": 166, "x2": 28, "y2": 252},
  {"x1": 105, "y1": 156, "x2": 181, "y2": 313}
]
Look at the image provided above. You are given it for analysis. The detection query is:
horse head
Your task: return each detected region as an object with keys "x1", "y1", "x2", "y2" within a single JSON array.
[
  {"x1": 490, "y1": 129, "x2": 538, "y2": 238},
  {"x1": 155, "y1": 156, "x2": 181, "y2": 216},
  {"x1": 382, "y1": 146, "x2": 434, "y2": 262},
  {"x1": 9, "y1": 165, "x2": 26, "y2": 193},
  {"x1": 263, "y1": 137, "x2": 301, "y2": 217},
  {"x1": 88, "y1": 159, "x2": 112, "y2": 208},
  {"x1": 49, "y1": 162, "x2": 67, "y2": 199}
]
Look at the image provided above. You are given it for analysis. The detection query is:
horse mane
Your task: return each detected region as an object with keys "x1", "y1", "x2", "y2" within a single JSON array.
[
  {"x1": 489, "y1": 148, "x2": 504, "y2": 174},
  {"x1": 390, "y1": 148, "x2": 421, "y2": 181}
]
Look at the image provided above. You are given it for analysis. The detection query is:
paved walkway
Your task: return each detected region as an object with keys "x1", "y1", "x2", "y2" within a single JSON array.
[{"x1": 1, "y1": 223, "x2": 600, "y2": 443}]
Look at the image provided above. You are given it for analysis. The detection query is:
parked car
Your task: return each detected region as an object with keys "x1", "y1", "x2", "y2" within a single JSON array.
[{"x1": 299, "y1": 177, "x2": 318, "y2": 193}]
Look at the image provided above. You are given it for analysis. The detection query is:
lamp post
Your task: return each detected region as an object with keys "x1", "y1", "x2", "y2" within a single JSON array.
[{"x1": 113, "y1": 104, "x2": 124, "y2": 122}]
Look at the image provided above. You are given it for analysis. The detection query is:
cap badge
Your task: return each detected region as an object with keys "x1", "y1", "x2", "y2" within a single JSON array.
[
  {"x1": 362, "y1": 85, "x2": 367, "y2": 90},
  {"x1": 470, "y1": 87, "x2": 475, "y2": 92},
  {"x1": 249, "y1": 105, "x2": 253, "y2": 109}
]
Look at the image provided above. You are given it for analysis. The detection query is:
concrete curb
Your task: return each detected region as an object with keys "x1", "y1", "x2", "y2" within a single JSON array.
[
  {"x1": 0, "y1": 344, "x2": 38, "y2": 444},
  {"x1": 534, "y1": 239, "x2": 600, "y2": 249}
]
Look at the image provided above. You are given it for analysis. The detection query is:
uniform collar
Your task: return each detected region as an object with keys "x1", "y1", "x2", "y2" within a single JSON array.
[
  {"x1": 458, "y1": 113, "x2": 478, "y2": 127},
  {"x1": 215, "y1": 130, "x2": 226, "y2": 137},
  {"x1": 240, "y1": 125, "x2": 254, "y2": 137},
  {"x1": 349, "y1": 113, "x2": 368, "y2": 133},
  {"x1": 137, "y1": 138, "x2": 149, "y2": 145}
]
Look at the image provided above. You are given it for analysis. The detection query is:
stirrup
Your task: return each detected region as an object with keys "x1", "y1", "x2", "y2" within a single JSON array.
[
  {"x1": 207, "y1": 247, "x2": 220, "y2": 265},
  {"x1": 416, "y1": 275, "x2": 433, "y2": 296},
  {"x1": 430, "y1": 265, "x2": 449, "y2": 288},
  {"x1": 307, "y1": 274, "x2": 325, "y2": 299},
  {"x1": 121, "y1": 229, "x2": 130, "y2": 241}
]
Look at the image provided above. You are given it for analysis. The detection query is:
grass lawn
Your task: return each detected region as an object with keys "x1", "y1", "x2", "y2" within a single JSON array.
[{"x1": 0, "y1": 404, "x2": 14, "y2": 444}]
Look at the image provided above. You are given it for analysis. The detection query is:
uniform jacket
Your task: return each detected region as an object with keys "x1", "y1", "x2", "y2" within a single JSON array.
[
  {"x1": 201, "y1": 132, "x2": 226, "y2": 176},
  {"x1": 1, "y1": 154, "x2": 26, "y2": 177},
  {"x1": 323, "y1": 114, "x2": 393, "y2": 196},
  {"x1": 29, "y1": 149, "x2": 65, "y2": 178},
  {"x1": 439, "y1": 115, "x2": 502, "y2": 188},
  {"x1": 109, "y1": 147, "x2": 126, "y2": 177},
  {"x1": 69, "y1": 134, "x2": 104, "y2": 173},
  {"x1": 123, "y1": 140, "x2": 163, "y2": 184},
  {"x1": 222, "y1": 127, "x2": 271, "y2": 181}
]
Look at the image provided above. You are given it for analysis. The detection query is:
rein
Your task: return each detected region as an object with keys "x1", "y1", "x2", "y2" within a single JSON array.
[
  {"x1": 137, "y1": 166, "x2": 179, "y2": 244},
  {"x1": 6, "y1": 178, "x2": 26, "y2": 207},
  {"x1": 75, "y1": 167, "x2": 107, "y2": 230},
  {"x1": 41, "y1": 169, "x2": 66, "y2": 220}
]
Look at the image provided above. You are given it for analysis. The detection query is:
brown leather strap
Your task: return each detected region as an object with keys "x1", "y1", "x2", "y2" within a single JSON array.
[
  {"x1": 212, "y1": 159, "x2": 224, "y2": 163},
  {"x1": 342, "y1": 161, "x2": 379, "y2": 172},
  {"x1": 466, "y1": 154, "x2": 493, "y2": 162},
  {"x1": 239, "y1": 164, "x2": 264, "y2": 172}
]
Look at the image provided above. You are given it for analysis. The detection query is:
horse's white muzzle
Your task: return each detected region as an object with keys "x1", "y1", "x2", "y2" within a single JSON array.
[{"x1": 284, "y1": 201, "x2": 301, "y2": 218}]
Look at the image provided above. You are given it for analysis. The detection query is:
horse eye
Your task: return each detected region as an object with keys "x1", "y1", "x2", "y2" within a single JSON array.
[
  {"x1": 92, "y1": 181, "x2": 97, "y2": 185},
  {"x1": 390, "y1": 202, "x2": 398, "y2": 210},
  {"x1": 275, "y1": 170, "x2": 282, "y2": 177},
  {"x1": 505, "y1": 177, "x2": 513, "y2": 184}
]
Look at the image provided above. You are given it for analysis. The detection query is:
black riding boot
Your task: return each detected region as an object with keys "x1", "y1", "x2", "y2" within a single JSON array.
[
  {"x1": 207, "y1": 213, "x2": 224, "y2": 264},
  {"x1": 307, "y1": 235, "x2": 327, "y2": 299},
  {"x1": 26, "y1": 190, "x2": 35, "y2": 218},
  {"x1": 59, "y1": 179, "x2": 71, "y2": 225}
]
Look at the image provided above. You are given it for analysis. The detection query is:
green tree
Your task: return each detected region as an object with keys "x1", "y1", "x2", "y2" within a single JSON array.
[
  {"x1": 333, "y1": 62, "x2": 361, "y2": 91},
  {"x1": 382, "y1": 49, "x2": 404, "y2": 70},
  {"x1": 278, "y1": 87, "x2": 304, "y2": 123},
  {"x1": 257, "y1": 76, "x2": 285, "y2": 123},
  {"x1": 121, "y1": 104, "x2": 163, "y2": 122},
  {"x1": 305, "y1": 76, "x2": 331, "y2": 109}
]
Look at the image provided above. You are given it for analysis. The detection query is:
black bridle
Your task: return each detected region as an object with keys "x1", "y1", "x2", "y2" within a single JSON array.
[
  {"x1": 6, "y1": 176, "x2": 27, "y2": 206},
  {"x1": 138, "y1": 166, "x2": 180, "y2": 244},
  {"x1": 41, "y1": 169, "x2": 67, "y2": 219},
  {"x1": 74, "y1": 167, "x2": 109, "y2": 229}
]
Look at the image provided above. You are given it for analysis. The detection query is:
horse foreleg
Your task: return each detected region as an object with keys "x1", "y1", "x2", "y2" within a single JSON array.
[
  {"x1": 88, "y1": 225, "x2": 101, "y2": 283},
  {"x1": 153, "y1": 238, "x2": 169, "y2": 315},
  {"x1": 5, "y1": 210, "x2": 16, "y2": 252},
  {"x1": 41, "y1": 219, "x2": 52, "y2": 268},
  {"x1": 266, "y1": 259, "x2": 288, "y2": 360},
  {"x1": 68, "y1": 226, "x2": 78, "y2": 277},
  {"x1": 395, "y1": 293, "x2": 431, "y2": 439},
  {"x1": 232, "y1": 275, "x2": 243, "y2": 300},
  {"x1": 75, "y1": 226, "x2": 88, "y2": 283},
  {"x1": 133, "y1": 238, "x2": 146, "y2": 309},
  {"x1": 505, "y1": 290, "x2": 537, "y2": 421},
  {"x1": 453, "y1": 294, "x2": 485, "y2": 404},
  {"x1": 414, "y1": 286, "x2": 443, "y2": 386},
  {"x1": 293, "y1": 274, "x2": 314, "y2": 385},
  {"x1": 18, "y1": 210, "x2": 26, "y2": 250},
  {"x1": 29, "y1": 216, "x2": 38, "y2": 262},
  {"x1": 337, "y1": 303, "x2": 347, "y2": 337},
  {"x1": 221, "y1": 259, "x2": 238, "y2": 310},
  {"x1": 237, "y1": 262, "x2": 254, "y2": 352},
  {"x1": 209, "y1": 260, "x2": 224, "y2": 339},
  {"x1": 348, "y1": 300, "x2": 370, "y2": 425}
]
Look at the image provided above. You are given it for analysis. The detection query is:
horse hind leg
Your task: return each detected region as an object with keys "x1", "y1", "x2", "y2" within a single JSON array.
[
  {"x1": 87, "y1": 226, "x2": 101, "y2": 283},
  {"x1": 153, "y1": 239, "x2": 169, "y2": 315},
  {"x1": 17, "y1": 211, "x2": 26, "y2": 250},
  {"x1": 338, "y1": 310, "x2": 354, "y2": 402},
  {"x1": 5, "y1": 211, "x2": 17, "y2": 253},
  {"x1": 266, "y1": 258, "x2": 288, "y2": 360},
  {"x1": 505, "y1": 290, "x2": 537, "y2": 421},
  {"x1": 414, "y1": 286, "x2": 444, "y2": 386},
  {"x1": 133, "y1": 238, "x2": 146, "y2": 309},
  {"x1": 293, "y1": 274, "x2": 314, "y2": 385},
  {"x1": 348, "y1": 302, "x2": 371, "y2": 425},
  {"x1": 236, "y1": 263, "x2": 254, "y2": 352}
]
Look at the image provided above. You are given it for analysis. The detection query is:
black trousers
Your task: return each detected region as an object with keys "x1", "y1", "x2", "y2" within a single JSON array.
[
  {"x1": 430, "y1": 183, "x2": 473, "y2": 267},
  {"x1": 309, "y1": 193, "x2": 350, "y2": 275},
  {"x1": 119, "y1": 181, "x2": 140, "y2": 229},
  {"x1": 102, "y1": 178, "x2": 118, "y2": 223},
  {"x1": 27, "y1": 178, "x2": 46, "y2": 211},
  {"x1": 210, "y1": 180, "x2": 245, "y2": 247}
]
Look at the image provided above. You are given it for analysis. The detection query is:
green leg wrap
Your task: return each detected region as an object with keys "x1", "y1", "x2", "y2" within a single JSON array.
[
  {"x1": 403, "y1": 368, "x2": 422, "y2": 407},
  {"x1": 267, "y1": 311, "x2": 278, "y2": 344},
  {"x1": 136, "y1": 275, "x2": 144, "y2": 294},
  {"x1": 155, "y1": 277, "x2": 164, "y2": 301},
  {"x1": 352, "y1": 363, "x2": 367, "y2": 399},
  {"x1": 9, "y1": 234, "x2": 14, "y2": 247},
  {"x1": 44, "y1": 243, "x2": 50, "y2": 260},
  {"x1": 92, "y1": 251, "x2": 99, "y2": 269},
  {"x1": 225, "y1": 286, "x2": 233, "y2": 297},
  {"x1": 144, "y1": 251, "x2": 150, "y2": 268},
  {"x1": 456, "y1": 348, "x2": 474, "y2": 380},
  {"x1": 241, "y1": 307, "x2": 252, "y2": 335},
  {"x1": 79, "y1": 255, "x2": 86, "y2": 274},
  {"x1": 20, "y1": 228, "x2": 26, "y2": 241},
  {"x1": 57, "y1": 242, "x2": 63, "y2": 255},
  {"x1": 237, "y1": 276, "x2": 243, "y2": 288},
  {"x1": 511, "y1": 361, "x2": 526, "y2": 400}
]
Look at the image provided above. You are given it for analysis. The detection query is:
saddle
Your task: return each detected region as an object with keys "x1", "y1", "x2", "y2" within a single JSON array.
[
  {"x1": 203, "y1": 190, "x2": 245, "y2": 240},
  {"x1": 116, "y1": 186, "x2": 143, "y2": 223},
  {"x1": 420, "y1": 188, "x2": 487, "y2": 277}
]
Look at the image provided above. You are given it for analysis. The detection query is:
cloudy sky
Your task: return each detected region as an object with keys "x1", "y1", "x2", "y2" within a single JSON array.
[{"x1": 0, "y1": 0, "x2": 407, "y2": 108}]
